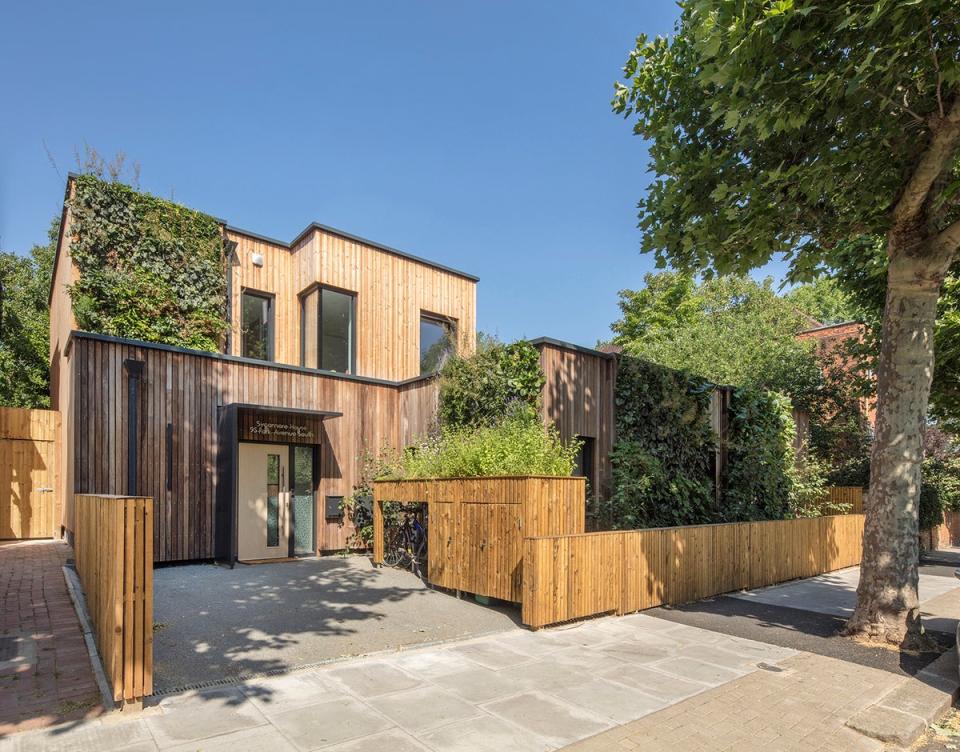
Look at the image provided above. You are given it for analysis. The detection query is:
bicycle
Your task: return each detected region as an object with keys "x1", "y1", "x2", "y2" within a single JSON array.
[{"x1": 383, "y1": 509, "x2": 427, "y2": 575}]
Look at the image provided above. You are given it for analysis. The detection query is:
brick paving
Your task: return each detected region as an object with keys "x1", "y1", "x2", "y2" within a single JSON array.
[
  {"x1": 561, "y1": 652, "x2": 907, "y2": 752},
  {"x1": 0, "y1": 540, "x2": 103, "y2": 736}
]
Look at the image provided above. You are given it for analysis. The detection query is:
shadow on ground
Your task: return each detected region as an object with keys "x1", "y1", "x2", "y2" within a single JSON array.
[{"x1": 152, "y1": 554, "x2": 520, "y2": 696}]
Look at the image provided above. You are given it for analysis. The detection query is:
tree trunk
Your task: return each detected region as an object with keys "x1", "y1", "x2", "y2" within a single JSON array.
[{"x1": 845, "y1": 229, "x2": 947, "y2": 648}]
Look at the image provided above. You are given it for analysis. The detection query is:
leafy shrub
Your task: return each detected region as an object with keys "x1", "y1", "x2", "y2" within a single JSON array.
[
  {"x1": 384, "y1": 413, "x2": 580, "y2": 479},
  {"x1": 724, "y1": 388, "x2": 798, "y2": 521},
  {"x1": 339, "y1": 447, "x2": 404, "y2": 549},
  {"x1": 923, "y1": 457, "x2": 960, "y2": 519},
  {"x1": 603, "y1": 358, "x2": 715, "y2": 528},
  {"x1": 919, "y1": 474, "x2": 945, "y2": 532},
  {"x1": 439, "y1": 340, "x2": 545, "y2": 428},
  {"x1": 67, "y1": 174, "x2": 227, "y2": 351}
]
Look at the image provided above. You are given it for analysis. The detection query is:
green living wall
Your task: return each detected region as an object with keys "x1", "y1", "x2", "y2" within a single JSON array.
[
  {"x1": 606, "y1": 356, "x2": 812, "y2": 529},
  {"x1": 67, "y1": 174, "x2": 227, "y2": 351}
]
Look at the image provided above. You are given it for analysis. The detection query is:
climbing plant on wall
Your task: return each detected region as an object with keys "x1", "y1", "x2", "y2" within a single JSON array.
[
  {"x1": 605, "y1": 357, "x2": 715, "y2": 529},
  {"x1": 67, "y1": 174, "x2": 227, "y2": 351},
  {"x1": 438, "y1": 339, "x2": 545, "y2": 428}
]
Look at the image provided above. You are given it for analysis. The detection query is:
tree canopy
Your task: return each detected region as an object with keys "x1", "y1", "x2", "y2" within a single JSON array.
[
  {"x1": 613, "y1": 0, "x2": 960, "y2": 281},
  {"x1": 0, "y1": 219, "x2": 57, "y2": 408}
]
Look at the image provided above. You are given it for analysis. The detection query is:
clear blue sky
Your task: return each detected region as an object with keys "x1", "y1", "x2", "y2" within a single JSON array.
[{"x1": 1, "y1": 1, "x2": 788, "y2": 346}]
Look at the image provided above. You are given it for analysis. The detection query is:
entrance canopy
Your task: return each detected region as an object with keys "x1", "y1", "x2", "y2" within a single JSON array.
[{"x1": 216, "y1": 404, "x2": 342, "y2": 564}]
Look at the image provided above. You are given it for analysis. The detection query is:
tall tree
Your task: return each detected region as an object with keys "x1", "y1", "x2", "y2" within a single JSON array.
[
  {"x1": 612, "y1": 272, "x2": 821, "y2": 395},
  {"x1": 0, "y1": 219, "x2": 57, "y2": 408},
  {"x1": 614, "y1": 0, "x2": 960, "y2": 646}
]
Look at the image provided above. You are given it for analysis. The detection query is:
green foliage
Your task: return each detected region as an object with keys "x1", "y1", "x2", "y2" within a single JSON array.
[
  {"x1": 438, "y1": 340, "x2": 545, "y2": 428},
  {"x1": 612, "y1": 273, "x2": 821, "y2": 396},
  {"x1": 384, "y1": 414, "x2": 580, "y2": 480},
  {"x1": 724, "y1": 389, "x2": 797, "y2": 521},
  {"x1": 340, "y1": 447, "x2": 405, "y2": 549},
  {"x1": 613, "y1": 0, "x2": 960, "y2": 282},
  {"x1": 605, "y1": 357, "x2": 715, "y2": 528},
  {"x1": 830, "y1": 237, "x2": 960, "y2": 432},
  {"x1": 0, "y1": 219, "x2": 57, "y2": 408},
  {"x1": 784, "y1": 278, "x2": 864, "y2": 326},
  {"x1": 919, "y1": 473, "x2": 945, "y2": 533},
  {"x1": 67, "y1": 174, "x2": 227, "y2": 351},
  {"x1": 923, "y1": 457, "x2": 960, "y2": 515}
]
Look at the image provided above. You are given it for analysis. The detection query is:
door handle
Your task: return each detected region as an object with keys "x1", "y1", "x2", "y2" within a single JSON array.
[{"x1": 37, "y1": 488, "x2": 54, "y2": 493}]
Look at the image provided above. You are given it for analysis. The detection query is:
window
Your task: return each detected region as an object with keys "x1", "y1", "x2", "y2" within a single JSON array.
[
  {"x1": 420, "y1": 314, "x2": 456, "y2": 375},
  {"x1": 266, "y1": 453, "x2": 280, "y2": 548},
  {"x1": 574, "y1": 436, "x2": 595, "y2": 497},
  {"x1": 301, "y1": 286, "x2": 355, "y2": 373},
  {"x1": 241, "y1": 291, "x2": 273, "y2": 361}
]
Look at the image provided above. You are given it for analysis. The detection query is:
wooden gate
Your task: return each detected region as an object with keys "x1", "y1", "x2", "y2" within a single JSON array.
[{"x1": 0, "y1": 407, "x2": 60, "y2": 539}]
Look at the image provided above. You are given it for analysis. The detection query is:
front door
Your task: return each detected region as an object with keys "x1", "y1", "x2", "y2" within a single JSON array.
[{"x1": 238, "y1": 443, "x2": 289, "y2": 561}]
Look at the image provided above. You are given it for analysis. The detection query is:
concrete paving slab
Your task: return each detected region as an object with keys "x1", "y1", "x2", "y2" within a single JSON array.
[
  {"x1": 3, "y1": 718, "x2": 156, "y2": 752},
  {"x1": 367, "y1": 685, "x2": 482, "y2": 733},
  {"x1": 240, "y1": 670, "x2": 342, "y2": 715},
  {"x1": 319, "y1": 728, "x2": 431, "y2": 752},
  {"x1": 847, "y1": 703, "x2": 927, "y2": 746},
  {"x1": 598, "y1": 639, "x2": 672, "y2": 664},
  {"x1": 599, "y1": 664, "x2": 709, "y2": 702},
  {"x1": 328, "y1": 661, "x2": 421, "y2": 698},
  {"x1": 430, "y1": 665, "x2": 532, "y2": 703},
  {"x1": 679, "y1": 642, "x2": 764, "y2": 670},
  {"x1": 419, "y1": 714, "x2": 552, "y2": 752},
  {"x1": 146, "y1": 686, "x2": 267, "y2": 747},
  {"x1": 879, "y1": 681, "x2": 953, "y2": 725},
  {"x1": 648, "y1": 656, "x2": 746, "y2": 686},
  {"x1": 482, "y1": 690, "x2": 612, "y2": 747},
  {"x1": 552, "y1": 677, "x2": 670, "y2": 724},
  {"x1": 729, "y1": 566, "x2": 960, "y2": 619},
  {"x1": 387, "y1": 649, "x2": 476, "y2": 679},
  {"x1": 162, "y1": 725, "x2": 299, "y2": 752},
  {"x1": 446, "y1": 640, "x2": 534, "y2": 670},
  {"x1": 268, "y1": 696, "x2": 393, "y2": 751}
]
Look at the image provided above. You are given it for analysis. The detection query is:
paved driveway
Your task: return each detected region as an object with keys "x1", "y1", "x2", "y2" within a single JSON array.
[{"x1": 152, "y1": 555, "x2": 520, "y2": 693}]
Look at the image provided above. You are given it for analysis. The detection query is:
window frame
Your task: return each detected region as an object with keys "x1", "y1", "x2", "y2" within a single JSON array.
[
  {"x1": 240, "y1": 288, "x2": 275, "y2": 362},
  {"x1": 419, "y1": 311, "x2": 458, "y2": 375},
  {"x1": 299, "y1": 283, "x2": 357, "y2": 374}
]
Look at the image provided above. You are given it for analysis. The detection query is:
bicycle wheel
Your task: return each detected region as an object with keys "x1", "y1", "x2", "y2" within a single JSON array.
[{"x1": 382, "y1": 530, "x2": 407, "y2": 567}]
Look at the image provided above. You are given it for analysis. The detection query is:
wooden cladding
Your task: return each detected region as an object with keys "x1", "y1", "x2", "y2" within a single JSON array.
[
  {"x1": 521, "y1": 514, "x2": 865, "y2": 629},
  {"x1": 74, "y1": 494, "x2": 153, "y2": 703},
  {"x1": 227, "y1": 226, "x2": 476, "y2": 381},
  {"x1": 0, "y1": 407, "x2": 60, "y2": 539},
  {"x1": 237, "y1": 409, "x2": 327, "y2": 445},
  {"x1": 536, "y1": 342, "x2": 617, "y2": 502},
  {"x1": 373, "y1": 477, "x2": 586, "y2": 603},
  {"x1": 69, "y1": 334, "x2": 440, "y2": 561}
]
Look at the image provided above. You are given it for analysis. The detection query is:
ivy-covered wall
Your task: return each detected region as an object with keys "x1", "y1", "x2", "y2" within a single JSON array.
[
  {"x1": 67, "y1": 175, "x2": 227, "y2": 351},
  {"x1": 606, "y1": 355, "x2": 811, "y2": 528}
]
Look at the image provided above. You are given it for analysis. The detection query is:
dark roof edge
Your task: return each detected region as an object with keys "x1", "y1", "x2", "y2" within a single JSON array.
[
  {"x1": 65, "y1": 330, "x2": 440, "y2": 389},
  {"x1": 797, "y1": 320, "x2": 862, "y2": 334},
  {"x1": 528, "y1": 336, "x2": 617, "y2": 359},
  {"x1": 224, "y1": 403, "x2": 342, "y2": 419},
  {"x1": 225, "y1": 221, "x2": 480, "y2": 283}
]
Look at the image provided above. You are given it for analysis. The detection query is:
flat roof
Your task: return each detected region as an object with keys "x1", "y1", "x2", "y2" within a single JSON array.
[{"x1": 528, "y1": 336, "x2": 617, "y2": 359}]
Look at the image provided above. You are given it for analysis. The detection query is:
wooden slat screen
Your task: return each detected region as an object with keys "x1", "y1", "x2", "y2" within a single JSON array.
[
  {"x1": 74, "y1": 494, "x2": 153, "y2": 703},
  {"x1": 522, "y1": 514, "x2": 865, "y2": 629},
  {"x1": 825, "y1": 486, "x2": 865, "y2": 514},
  {"x1": 373, "y1": 476, "x2": 586, "y2": 603},
  {"x1": 0, "y1": 406, "x2": 60, "y2": 539}
]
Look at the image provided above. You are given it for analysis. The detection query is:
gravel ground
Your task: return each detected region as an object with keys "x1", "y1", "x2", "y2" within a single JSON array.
[{"x1": 152, "y1": 555, "x2": 520, "y2": 694}]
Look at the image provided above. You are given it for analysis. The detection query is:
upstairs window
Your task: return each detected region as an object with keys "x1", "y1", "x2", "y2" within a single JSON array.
[
  {"x1": 301, "y1": 286, "x2": 355, "y2": 373},
  {"x1": 420, "y1": 314, "x2": 457, "y2": 375},
  {"x1": 241, "y1": 291, "x2": 274, "y2": 361}
]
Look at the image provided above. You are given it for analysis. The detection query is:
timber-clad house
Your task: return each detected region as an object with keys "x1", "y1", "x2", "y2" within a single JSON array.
[{"x1": 49, "y1": 175, "x2": 612, "y2": 564}]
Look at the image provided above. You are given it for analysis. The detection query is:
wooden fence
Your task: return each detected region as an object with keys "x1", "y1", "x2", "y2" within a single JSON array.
[
  {"x1": 824, "y1": 486, "x2": 865, "y2": 514},
  {"x1": 522, "y1": 514, "x2": 864, "y2": 628},
  {"x1": 0, "y1": 406, "x2": 59, "y2": 539},
  {"x1": 74, "y1": 494, "x2": 153, "y2": 704},
  {"x1": 373, "y1": 477, "x2": 585, "y2": 602}
]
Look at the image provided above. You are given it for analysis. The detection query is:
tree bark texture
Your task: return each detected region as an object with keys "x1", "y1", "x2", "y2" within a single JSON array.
[{"x1": 846, "y1": 230, "x2": 948, "y2": 647}]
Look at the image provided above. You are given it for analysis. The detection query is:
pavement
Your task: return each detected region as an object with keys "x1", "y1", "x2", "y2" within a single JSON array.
[
  {"x1": 152, "y1": 555, "x2": 520, "y2": 693},
  {"x1": 4, "y1": 549, "x2": 959, "y2": 750},
  {"x1": 0, "y1": 540, "x2": 103, "y2": 736},
  {"x1": 0, "y1": 611, "x2": 803, "y2": 751}
]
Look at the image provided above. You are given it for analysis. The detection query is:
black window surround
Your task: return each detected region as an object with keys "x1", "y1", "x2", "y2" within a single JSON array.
[
  {"x1": 299, "y1": 283, "x2": 358, "y2": 375},
  {"x1": 419, "y1": 311, "x2": 458, "y2": 375},
  {"x1": 240, "y1": 288, "x2": 275, "y2": 362}
]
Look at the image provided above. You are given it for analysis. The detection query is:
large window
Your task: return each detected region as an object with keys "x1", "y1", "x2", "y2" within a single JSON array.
[
  {"x1": 241, "y1": 291, "x2": 274, "y2": 361},
  {"x1": 301, "y1": 286, "x2": 355, "y2": 373},
  {"x1": 420, "y1": 314, "x2": 457, "y2": 375}
]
